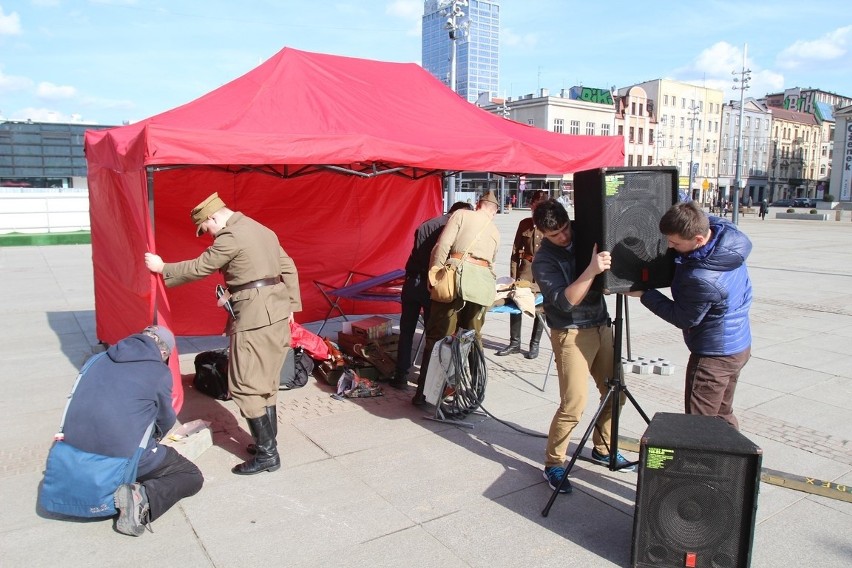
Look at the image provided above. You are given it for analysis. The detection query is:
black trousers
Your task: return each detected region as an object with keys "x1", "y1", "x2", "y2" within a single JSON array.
[
  {"x1": 396, "y1": 272, "x2": 431, "y2": 376},
  {"x1": 137, "y1": 446, "x2": 204, "y2": 521}
]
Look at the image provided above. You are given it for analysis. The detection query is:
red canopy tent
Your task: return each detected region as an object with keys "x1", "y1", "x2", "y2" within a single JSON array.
[{"x1": 85, "y1": 47, "x2": 623, "y2": 409}]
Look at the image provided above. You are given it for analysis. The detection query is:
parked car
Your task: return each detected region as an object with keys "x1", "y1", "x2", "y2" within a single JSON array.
[
  {"x1": 792, "y1": 198, "x2": 816, "y2": 208},
  {"x1": 770, "y1": 199, "x2": 793, "y2": 207}
]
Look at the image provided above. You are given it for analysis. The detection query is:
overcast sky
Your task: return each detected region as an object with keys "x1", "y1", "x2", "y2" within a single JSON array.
[{"x1": 1, "y1": 1, "x2": 850, "y2": 125}]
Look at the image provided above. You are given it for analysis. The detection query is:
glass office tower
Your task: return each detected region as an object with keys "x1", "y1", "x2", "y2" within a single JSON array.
[{"x1": 422, "y1": 0, "x2": 500, "y2": 103}]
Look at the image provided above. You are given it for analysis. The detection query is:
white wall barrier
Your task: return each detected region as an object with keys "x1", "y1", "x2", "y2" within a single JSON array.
[{"x1": 0, "y1": 189, "x2": 90, "y2": 234}]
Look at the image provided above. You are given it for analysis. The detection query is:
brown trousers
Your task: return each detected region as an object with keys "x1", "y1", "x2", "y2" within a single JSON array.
[
  {"x1": 228, "y1": 318, "x2": 290, "y2": 418},
  {"x1": 414, "y1": 297, "x2": 486, "y2": 397},
  {"x1": 684, "y1": 347, "x2": 750, "y2": 430}
]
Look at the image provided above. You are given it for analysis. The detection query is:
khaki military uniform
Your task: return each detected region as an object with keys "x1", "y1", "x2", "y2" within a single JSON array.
[
  {"x1": 414, "y1": 209, "x2": 499, "y2": 399},
  {"x1": 163, "y1": 212, "x2": 301, "y2": 418},
  {"x1": 510, "y1": 217, "x2": 542, "y2": 292}
]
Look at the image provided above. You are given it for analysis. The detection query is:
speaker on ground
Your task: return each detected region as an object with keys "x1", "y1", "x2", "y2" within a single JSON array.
[
  {"x1": 573, "y1": 166, "x2": 679, "y2": 293},
  {"x1": 632, "y1": 413, "x2": 762, "y2": 568}
]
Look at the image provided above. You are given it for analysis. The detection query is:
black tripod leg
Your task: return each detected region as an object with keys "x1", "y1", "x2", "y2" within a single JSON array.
[
  {"x1": 542, "y1": 385, "x2": 615, "y2": 517},
  {"x1": 623, "y1": 385, "x2": 652, "y2": 425}
]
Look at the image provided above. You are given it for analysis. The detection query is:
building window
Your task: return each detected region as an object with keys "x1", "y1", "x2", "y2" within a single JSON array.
[
  {"x1": 724, "y1": 113, "x2": 729, "y2": 125},
  {"x1": 631, "y1": 102, "x2": 636, "y2": 115},
  {"x1": 754, "y1": 118, "x2": 760, "y2": 130},
  {"x1": 745, "y1": 116, "x2": 750, "y2": 128},
  {"x1": 586, "y1": 122, "x2": 595, "y2": 136},
  {"x1": 618, "y1": 125, "x2": 623, "y2": 136},
  {"x1": 649, "y1": 129, "x2": 655, "y2": 145},
  {"x1": 601, "y1": 124, "x2": 610, "y2": 136},
  {"x1": 554, "y1": 118, "x2": 564, "y2": 133},
  {"x1": 638, "y1": 127, "x2": 644, "y2": 143},
  {"x1": 743, "y1": 136, "x2": 749, "y2": 150},
  {"x1": 527, "y1": 118, "x2": 535, "y2": 126},
  {"x1": 661, "y1": 114, "x2": 667, "y2": 125},
  {"x1": 639, "y1": 103, "x2": 644, "y2": 116},
  {"x1": 629, "y1": 126, "x2": 635, "y2": 142},
  {"x1": 682, "y1": 98, "x2": 686, "y2": 109},
  {"x1": 570, "y1": 120, "x2": 580, "y2": 135},
  {"x1": 679, "y1": 136, "x2": 683, "y2": 148},
  {"x1": 647, "y1": 155, "x2": 653, "y2": 165},
  {"x1": 699, "y1": 101, "x2": 704, "y2": 112},
  {"x1": 628, "y1": 155, "x2": 634, "y2": 166},
  {"x1": 664, "y1": 94, "x2": 669, "y2": 105}
]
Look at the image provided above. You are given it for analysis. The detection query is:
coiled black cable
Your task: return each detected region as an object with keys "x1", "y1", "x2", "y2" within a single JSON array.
[{"x1": 438, "y1": 329, "x2": 488, "y2": 418}]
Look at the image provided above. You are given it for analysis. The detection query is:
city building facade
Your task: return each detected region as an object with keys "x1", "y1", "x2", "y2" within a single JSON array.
[
  {"x1": 628, "y1": 79, "x2": 724, "y2": 204},
  {"x1": 719, "y1": 98, "x2": 772, "y2": 204},
  {"x1": 830, "y1": 104, "x2": 852, "y2": 202},
  {"x1": 766, "y1": 107, "x2": 822, "y2": 202},
  {"x1": 422, "y1": 0, "x2": 500, "y2": 103},
  {"x1": 0, "y1": 121, "x2": 114, "y2": 188},
  {"x1": 614, "y1": 85, "x2": 656, "y2": 169},
  {"x1": 477, "y1": 86, "x2": 618, "y2": 203}
]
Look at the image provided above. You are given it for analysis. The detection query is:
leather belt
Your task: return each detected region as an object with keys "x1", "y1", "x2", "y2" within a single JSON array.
[
  {"x1": 228, "y1": 276, "x2": 282, "y2": 294},
  {"x1": 450, "y1": 252, "x2": 490, "y2": 267}
]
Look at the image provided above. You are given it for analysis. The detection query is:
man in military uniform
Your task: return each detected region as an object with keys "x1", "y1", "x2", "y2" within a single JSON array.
[
  {"x1": 495, "y1": 189, "x2": 547, "y2": 359},
  {"x1": 411, "y1": 192, "x2": 500, "y2": 406},
  {"x1": 145, "y1": 193, "x2": 301, "y2": 475}
]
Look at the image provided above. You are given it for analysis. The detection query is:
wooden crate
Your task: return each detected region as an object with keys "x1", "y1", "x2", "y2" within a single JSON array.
[{"x1": 337, "y1": 331, "x2": 398, "y2": 360}]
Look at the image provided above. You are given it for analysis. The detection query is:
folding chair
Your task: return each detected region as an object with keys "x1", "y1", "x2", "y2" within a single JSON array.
[
  {"x1": 314, "y1": 269, "x2": 406, "y2": 334},
  {"x1": 490, "y1": 294, "x2": 553, "y2": 391}
]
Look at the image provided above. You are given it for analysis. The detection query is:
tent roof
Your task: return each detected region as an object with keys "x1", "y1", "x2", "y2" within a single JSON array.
[{"x1": 86, "y1": 47, "x2": 622, "y2": 174}]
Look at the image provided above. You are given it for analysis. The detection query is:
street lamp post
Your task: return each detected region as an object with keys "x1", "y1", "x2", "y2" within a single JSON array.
[
  {"x1": 442, "y1": 0, "x2": 469, "y2": 207},
  {"x1": 688, "y1": 104, "x2": 699, "y2": 201},
  {"x1": 732, "y1": 43, "x2": 751, "y2": 225}
]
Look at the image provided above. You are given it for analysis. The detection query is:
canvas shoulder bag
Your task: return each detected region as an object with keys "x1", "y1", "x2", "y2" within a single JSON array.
[
  {"x1": 429, "y1": 221, "x2": 489, "y2": 303},
  {"x1": 39, "y1": 352, "x2": 155, "y2": 518}
]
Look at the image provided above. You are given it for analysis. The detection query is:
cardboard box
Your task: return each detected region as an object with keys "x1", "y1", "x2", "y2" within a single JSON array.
[{"x1": 351, "y1": 316, "x2": 393, "y2": 339}]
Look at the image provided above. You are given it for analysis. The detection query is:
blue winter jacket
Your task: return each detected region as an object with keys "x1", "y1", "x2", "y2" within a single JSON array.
[
  {"x1": 62, "y1": 334, "x2": 176, "y2": 476},
  {"x1": 640, "y1": 216, "x2": 752, "y2": 356}
]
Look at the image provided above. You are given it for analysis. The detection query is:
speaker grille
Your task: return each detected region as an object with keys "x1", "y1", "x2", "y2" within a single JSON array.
[
  {"x1": 574, "y1": 167, "x2": 678, "y2": 293},
  {"x1": 632, "y1": 414, "x2": 762, "y2": 568}
]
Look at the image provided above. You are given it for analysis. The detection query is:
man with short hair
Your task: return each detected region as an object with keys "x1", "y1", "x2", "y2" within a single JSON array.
[
  {"x1": 628, "y1": 201, "x2": 752, "y2": 429},
  {"x1": 411, "y1": 192, "x2": 501, "y2": 406},
  {"x1": 62, "y1": 326, "x2": 204, "y2": 536},
  {"x1": 389, "y1": 201, "x2": 473, "y2": 389},
  {"x1": 145, "y1": 192, "x2": 302, "y2": 474},
  {"x1": 532, "y1": 199, "x2": 633, "y2": 495}
]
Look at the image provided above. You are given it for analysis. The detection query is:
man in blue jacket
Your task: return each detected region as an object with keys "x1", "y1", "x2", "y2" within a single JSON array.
[
  {"x1": 628, "y1": 201, "x2": 752, "y2": 430},
  {"x1": 62, "y1": 326, "x2": 204, "y2": 536}
]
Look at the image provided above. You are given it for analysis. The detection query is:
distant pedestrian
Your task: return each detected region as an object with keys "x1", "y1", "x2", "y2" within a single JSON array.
[{"x1": 759, "y1": 199, "x2": 768, "y2": 220}]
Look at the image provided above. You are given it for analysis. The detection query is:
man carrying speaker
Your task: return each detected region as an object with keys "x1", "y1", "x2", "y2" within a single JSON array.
[
  {"x1": 532, "y1": 199, "x2": 634, "y2": 494},
  {"x1": 626, "y1": 201, "x2": 752, "y2": 430},
  {"x1": 495, "y1": 189, "x2": 546, "y2": 359}
]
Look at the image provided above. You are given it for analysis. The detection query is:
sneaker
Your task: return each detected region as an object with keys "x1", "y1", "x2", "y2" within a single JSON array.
[
  {"x1": 590, "y1": 448, "x2": 636, "y2": 472},
  {"x1": 114, "y1": 483, "x2": 152, "y2": 536},
  {"x1": 543, "y1": 466, "x2": 573, "y2": 494}
]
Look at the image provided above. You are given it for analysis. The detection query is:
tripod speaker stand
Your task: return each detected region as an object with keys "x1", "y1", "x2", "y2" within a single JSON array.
[{"x1": 542, "y1": 293, "x2": 652, "y2": 516}]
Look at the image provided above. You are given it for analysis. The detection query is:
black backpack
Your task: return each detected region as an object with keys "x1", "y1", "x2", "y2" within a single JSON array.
[
  {"x1": 280, "y1": 347, "x2": 314, "y2": 390},
  {"x1": 193, "y1": 348, "x2": 231, "y2": 400}
]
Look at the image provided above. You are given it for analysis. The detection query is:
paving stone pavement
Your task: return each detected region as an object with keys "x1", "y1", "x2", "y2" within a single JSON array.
[{"x1": 2, "y1": 207, "x2": 851, "y2": 568}]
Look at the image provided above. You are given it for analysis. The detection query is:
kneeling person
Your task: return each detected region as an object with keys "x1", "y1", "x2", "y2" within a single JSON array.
[{"x1": 62, "y1": 326, "x2": 204, "y2": 536}]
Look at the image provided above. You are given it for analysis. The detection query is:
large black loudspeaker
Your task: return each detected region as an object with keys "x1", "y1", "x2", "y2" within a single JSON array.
[
  {"x1": 573, "y1": 166, "x2": 679, "y2": 293},
  {"x1": 632, "y1": 413, "x2": 762, "y2": 568}
]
